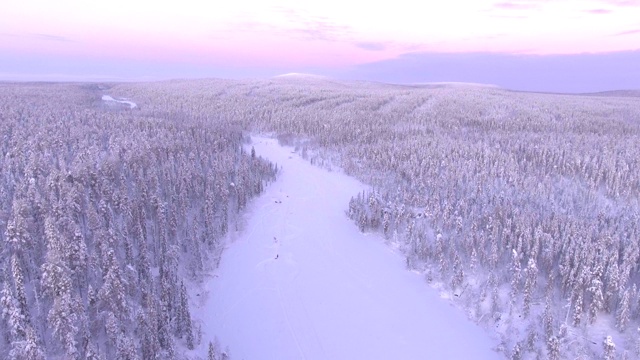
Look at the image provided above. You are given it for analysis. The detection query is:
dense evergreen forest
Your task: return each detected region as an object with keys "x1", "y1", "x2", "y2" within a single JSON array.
[{"x1": 0, "y1": 83, "x2": 276, "y2": 359}]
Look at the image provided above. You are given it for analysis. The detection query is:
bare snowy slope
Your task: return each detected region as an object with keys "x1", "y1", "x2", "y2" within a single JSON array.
[{"x1": 197, "y1": 137, "x2": 501, "y2": 360}]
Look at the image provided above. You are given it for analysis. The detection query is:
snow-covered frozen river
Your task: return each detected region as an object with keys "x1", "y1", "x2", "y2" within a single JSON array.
[
  {"x1": 198, "y1": 136, "x2": 501, "y2": 360},
  {"x1": 101, "y1": 95, "x2": 137, "y2": 108}
]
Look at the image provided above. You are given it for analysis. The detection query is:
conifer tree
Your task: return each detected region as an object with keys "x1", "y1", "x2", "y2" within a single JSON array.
[
  {"x1": 523, "y1": 258, "x2": 537, "y2": 318},
  {"x1": 10, "y1": 255, "x2": 29, "y2": 326},
  {"x1": 1, "y1": 285, "x2": 26, "y2": 343},
  {"x1": 509, "y1": 250, "x2": 521, "y2": 311},
  {"x1": 588, "y1": 277, "x2": 604, "y2": 324},
  {"x1": 617, "y1": 289, "x2": 630, "y2": 332},
  {"x1": 603, "y1": 335, "x2": 615, "y2": 360},
  {"x1": 547, "y1": 336, "x2": 560, "y2": 360}
]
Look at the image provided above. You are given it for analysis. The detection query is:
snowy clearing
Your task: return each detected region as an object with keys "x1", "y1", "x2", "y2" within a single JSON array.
[
  {"x1": 196, "y1": 136, "x2": 501, "y2": 360},
  {"x1": 101, "y1": 94, "x2": 137, "y2": 108}
]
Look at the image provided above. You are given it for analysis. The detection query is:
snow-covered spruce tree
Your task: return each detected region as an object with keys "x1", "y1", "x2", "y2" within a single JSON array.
[
  {"x1": 616, "y1": 289, "x2": 630, "y2": 332},
  {"x1": 178, "y1": 280, "x2": 195, "y2": 350},
  {"x1": 546, "y1": 335, "x2": 560, "y2": 360},
  {"x1": 451, "y1": 251, "x2": 464, "y2": 290},
  {"x1": 1, "y1": 285, "x2": 26, "y2": 353},
  {"x1": 572, "y1": 291, "x2": 584, "y2": 327},
  {"x1": 603, "y1": 335, "x2": 616, "y2": 360},
  {"x1": 542, "y1": 296, "x2": 554, "y2": 340},
  {"x1": 522, "y1": 257, "x2": 537, "y2": 318},
  {"x1": 509, "y1": 249, "x2": 521, "y2": 313},
  {"x1": 588, "y1": 274, "x2": 605, "y2": 324},
  {"x1": 604, "y1": 257, "x2": 620, "y2": 313},
  {"x1": 510, "y1": 342, "x2": 522, "y2": 360},
  {"x1": 10, "y1": 255, "x2": 30, "y2": 328}
]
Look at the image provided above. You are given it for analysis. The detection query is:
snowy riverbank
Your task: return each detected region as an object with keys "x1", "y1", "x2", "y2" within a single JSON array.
[{"x1": 195, "y1": 136, "x2": 501, "y2": 360}]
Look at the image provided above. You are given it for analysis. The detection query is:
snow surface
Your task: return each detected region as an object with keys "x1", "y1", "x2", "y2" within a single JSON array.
[
  {"x1": 197, "y1": 136, "x2": 501, "y2": 360},
  {"x1": 101, "y1": 94, "x2": 137, "y2": 108},
  {"x1": 274, "y1": 73, "x2": 327, "y2": 78},
  {"x1": 410, "y1": 81, "x2": 499, "y2": 88}
]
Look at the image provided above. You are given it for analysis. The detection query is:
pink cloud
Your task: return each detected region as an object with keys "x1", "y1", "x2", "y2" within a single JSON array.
[
  {"x1": 614, "y1": 28, "x2": 640, "y2": 35},
  {"x1": 600, "y1": 0, "x2": 640, "y2": 6},
  {"x1": 492, "y1": 0, "x2": 545, "y2": 10},
  {"x1": 586, "y1": 9, "x2": 612, "y2": 14}
]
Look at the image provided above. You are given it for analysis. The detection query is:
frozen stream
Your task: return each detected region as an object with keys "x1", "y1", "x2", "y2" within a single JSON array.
[
  {"x1": 196, "y1": 136, "x2": 501, "y2": 360},
  {"x1": 101, "y1": 95, "x2": 137, "y2": 108}
]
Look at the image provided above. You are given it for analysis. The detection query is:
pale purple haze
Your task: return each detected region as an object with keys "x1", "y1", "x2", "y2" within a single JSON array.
[{"x1": 1, "y1": 0, "x2": 639, "y2": 92}]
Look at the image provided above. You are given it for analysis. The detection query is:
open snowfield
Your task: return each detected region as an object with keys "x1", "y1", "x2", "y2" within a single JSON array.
[{"x1": 197, "y1": 136, "x2": 501, "y2": 360}]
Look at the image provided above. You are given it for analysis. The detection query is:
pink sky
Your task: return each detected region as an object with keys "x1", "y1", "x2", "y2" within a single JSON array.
[
  {"x1": 1, "y1": 0, "x2": 639, "y2": 89},
  {"x1": 3, "y1": 0, "x2": 640, "y2": 66}
]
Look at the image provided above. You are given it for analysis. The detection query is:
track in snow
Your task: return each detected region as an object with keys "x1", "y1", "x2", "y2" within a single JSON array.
[{"x1": 197, "y1": 136, "x2": 501, "y2": 360}]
